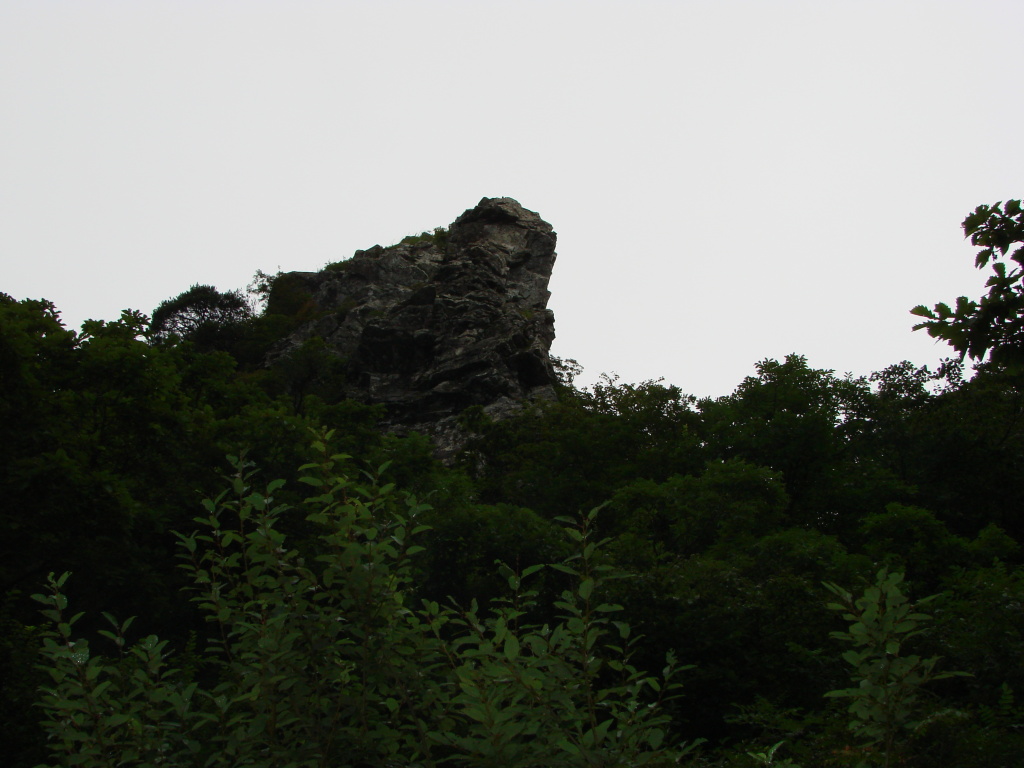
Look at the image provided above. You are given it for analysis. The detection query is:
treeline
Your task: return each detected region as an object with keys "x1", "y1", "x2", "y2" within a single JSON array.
[{"x1": 2, "y1": 202, "x2": 1023, "y2": 766}]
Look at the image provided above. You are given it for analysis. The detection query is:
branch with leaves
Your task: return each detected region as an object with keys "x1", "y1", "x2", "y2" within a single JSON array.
[{"x1": 912, "y1": 200, "x2": 1024, "y2": 366}]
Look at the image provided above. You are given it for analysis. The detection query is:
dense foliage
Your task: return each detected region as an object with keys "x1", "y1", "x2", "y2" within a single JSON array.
[
  {"x1": 3, "y1": 201, "x2": 1023, "y2": 766},
  {"x1": 33, "y1": 448, "x2": 695, "y2": 767}
]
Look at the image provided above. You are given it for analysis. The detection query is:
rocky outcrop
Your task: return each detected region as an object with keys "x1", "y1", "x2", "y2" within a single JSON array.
[{"x1": 267, "y1": 197, "x2": 558, "y2": 456}]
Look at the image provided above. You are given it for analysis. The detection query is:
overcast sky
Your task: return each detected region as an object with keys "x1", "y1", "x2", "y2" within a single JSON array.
[{"x1": 3, "y1": 0, "x2": 1022, "y2": 398}]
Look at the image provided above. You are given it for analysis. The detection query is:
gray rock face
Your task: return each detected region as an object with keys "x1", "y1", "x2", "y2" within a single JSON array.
[{"x1": 267, "y1": 197, "x2": 558, "y2": 456}]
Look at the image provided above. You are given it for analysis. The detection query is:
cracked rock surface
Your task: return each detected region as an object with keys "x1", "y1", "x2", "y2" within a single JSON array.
[{"x1": 267, "y1": 197, "x2": 558, "y2": 457}]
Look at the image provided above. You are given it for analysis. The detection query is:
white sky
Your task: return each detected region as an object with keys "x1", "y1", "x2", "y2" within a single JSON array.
[{"x1": 2, "y1": 0, "x2": 1022, "y2": 399}]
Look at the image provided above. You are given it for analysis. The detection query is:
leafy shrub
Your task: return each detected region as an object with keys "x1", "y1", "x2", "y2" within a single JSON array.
[
  {"x1": 33, "y1": 436, "x2": 696, "y2": 767},
  {"x1": 824, "y1": 569, "x2": 969, "y2": 767},
  {"x1": 396, "y1": 228, "x2": 448, "y2": 249}
]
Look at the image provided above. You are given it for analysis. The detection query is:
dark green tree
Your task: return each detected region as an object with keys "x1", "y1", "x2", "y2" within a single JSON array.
[
  {"x1": 861, "y1": 362, "x2": 1024, "y2": 539},
  {"x1": 697, "y1": 355, "x2": 883, "y2": 533},
  {"x1": 470, "y1": 377, "x2": 704, "y2": 519},
  {"x1": 150, "y1": 283, "x2": 252, "y2": 350}
]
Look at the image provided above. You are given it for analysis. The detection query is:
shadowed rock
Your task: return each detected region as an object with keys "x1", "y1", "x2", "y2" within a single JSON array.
[{"x1": 267, "y1": 197, "x2": 558, "y2": 457}]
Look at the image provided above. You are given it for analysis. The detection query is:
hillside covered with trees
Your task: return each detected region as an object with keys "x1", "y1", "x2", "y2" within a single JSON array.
[{"x1": 2, "y1": 201, "x2": 1024, "y2": 767}]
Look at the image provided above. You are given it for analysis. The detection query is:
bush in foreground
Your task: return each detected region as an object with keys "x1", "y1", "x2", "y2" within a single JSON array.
[{"x1": 33, "y1": 435, "x2": 695, "y2": 768}]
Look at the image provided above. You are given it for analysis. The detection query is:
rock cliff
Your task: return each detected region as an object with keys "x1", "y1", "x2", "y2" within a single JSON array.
[{"x1": 267, "y1": 197, "x2": 558, "y2": 456}]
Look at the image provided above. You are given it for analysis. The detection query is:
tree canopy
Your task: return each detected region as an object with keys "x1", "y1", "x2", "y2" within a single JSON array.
[
  {"x1": 5, "y1": 200, "x2": 1024, "y2": 767},
  {"x1": 150, "y1": 283, "x2": 253, "y2": 348}
]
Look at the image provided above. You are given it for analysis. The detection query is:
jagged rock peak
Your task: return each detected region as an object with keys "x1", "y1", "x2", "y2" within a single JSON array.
[{"x1": 267, "y1": 197, "x2": 558, "y2": 457}]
